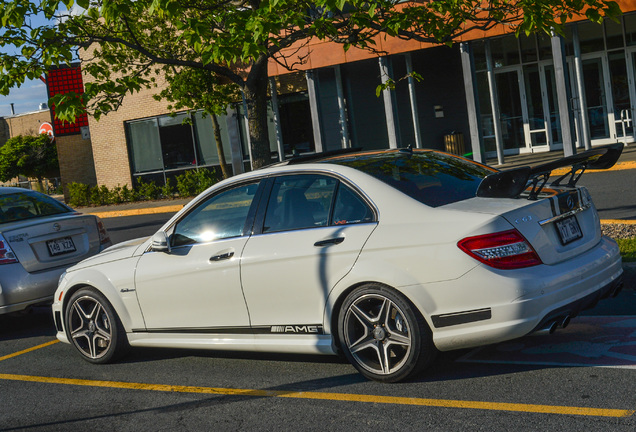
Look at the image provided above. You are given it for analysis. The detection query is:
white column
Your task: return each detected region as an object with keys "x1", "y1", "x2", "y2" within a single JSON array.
[
  {"x1": 572, "y1": 26, "x2": 591, "y2": 151},
  {"x1": 551, "y1": 30, "x2": 576, "y2": 156},
  {"x1": 305, "y1": 71, "x2": 324, "y2": 153},
  {"x1": 485, "y1": 41, "x2": 505, "y2": 165},
  {"x1": 268, "y1": 78, "x2": 285, "y2": 161},
  {"x1": 334, "y1": 65, "x2": 350, "y2": 148},
  {"x1": 405, "y1": 53, "x2": 423, "y2": 149},
  {"x1": 379, "y1": 56, "x2": 399, "y2": 149},
  {"x1": 460, "y1": 42, "x2": 484, "y2": 162}
]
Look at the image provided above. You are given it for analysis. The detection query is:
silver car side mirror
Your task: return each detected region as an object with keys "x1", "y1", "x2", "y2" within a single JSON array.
[{"x1": 151, "y1": 231, "x2": 171, "y2": 253}]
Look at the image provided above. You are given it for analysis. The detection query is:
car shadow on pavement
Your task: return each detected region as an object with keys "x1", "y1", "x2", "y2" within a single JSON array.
[{"x1": 0, "y1": 306, "x2": 56, "y2": 341}]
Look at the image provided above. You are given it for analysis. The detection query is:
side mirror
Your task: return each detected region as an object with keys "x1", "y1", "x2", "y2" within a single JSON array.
[{"x1": 151, "y1": 231, "x2": 171, "y2": 253}]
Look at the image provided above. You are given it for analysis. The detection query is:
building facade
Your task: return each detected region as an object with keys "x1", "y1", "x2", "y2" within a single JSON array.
[{"x1": 81, "y1": 6, "x2": 636, "y2": 189}]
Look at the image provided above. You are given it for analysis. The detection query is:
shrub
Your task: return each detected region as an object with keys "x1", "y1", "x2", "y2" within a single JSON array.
[
  {"x1": 135, "y1": 178, "x2": 161, "y2": 201},
  {"x1": 161, "y1": 178, "x2": 175, "y2": 199},
  {"x1": 175, "y1": 168, "x2": 218, "y2": 197},
  {"x1": 67, "y1": 182, "x2": 91, "y2": 207}
]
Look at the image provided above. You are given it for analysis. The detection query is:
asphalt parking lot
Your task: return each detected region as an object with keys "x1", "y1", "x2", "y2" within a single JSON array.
[
  {"x1": 2, "y1": 148, "x2": 636, "y2": 430},
  {"x1": 1, "y1": 290, "x2": 635, "y2": 430}
]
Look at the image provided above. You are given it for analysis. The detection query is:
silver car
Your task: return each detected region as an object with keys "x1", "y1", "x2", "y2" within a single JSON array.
[{"x1": 0, "y1": 187, "x2": 112, "y2": 314}]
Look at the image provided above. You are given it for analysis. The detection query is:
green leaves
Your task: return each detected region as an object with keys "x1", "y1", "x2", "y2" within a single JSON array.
[{"x1": 0, "y1": 134, "x2": 59, "y2": 182}]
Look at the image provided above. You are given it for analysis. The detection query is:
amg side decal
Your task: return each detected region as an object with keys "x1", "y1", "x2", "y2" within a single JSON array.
[
  {"x1": 134, "y1": 325, "x2": 324, "y2": 335},
  {"x1": 270, "y1": 325, "x2": 323, "y2": 334}
]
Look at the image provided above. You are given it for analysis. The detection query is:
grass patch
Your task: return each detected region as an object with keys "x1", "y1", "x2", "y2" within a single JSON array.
[{"x1": 617, "y1": 238, "x2": 636, "y2": 262}]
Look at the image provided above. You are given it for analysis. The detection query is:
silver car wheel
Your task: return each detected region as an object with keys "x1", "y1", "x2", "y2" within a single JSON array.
[
  {"x1": 68, "y1": 294, "x2": 113, "y2": 360},
  {"x1": 342, "y1": 293, "x2": 413, "y2": 376}
]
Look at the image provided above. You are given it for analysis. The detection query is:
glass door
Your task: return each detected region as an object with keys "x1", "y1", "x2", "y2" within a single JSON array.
[
  {"x1": 581, "y1": 56, "x2": 611, "y2": 140},
  {"x1": 495, "y1": 69, "x2": 527, "y2": 152},
  {"x1": 523, "y1": 64, "x2": 561, "y2": 152},
  {"x1": 542, "y1": 64, "x2": 563, "y2": 147},
  {"x1": 624, "y1": 47, "x2": 636, "y2": 142},
  {"x1": 608, "y1": 50, "x2": 633, "y2": 142}
]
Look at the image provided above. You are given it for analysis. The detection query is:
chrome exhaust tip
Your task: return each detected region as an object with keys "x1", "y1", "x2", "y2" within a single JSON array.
[
  {"x1": 612, "y1": 283, "x2": 624, "y2": 298},
  {"x1": 560, "y1": 315, "x2": 571, "y2": 329}
]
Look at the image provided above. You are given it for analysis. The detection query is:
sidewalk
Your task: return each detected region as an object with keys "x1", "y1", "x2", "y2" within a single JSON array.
[
  {"x1": 78, "y1": 198, "x2": 192, "y2": 218},
  {"x1": 487, "y1": 141, "x2": 636, "y2": 169}
]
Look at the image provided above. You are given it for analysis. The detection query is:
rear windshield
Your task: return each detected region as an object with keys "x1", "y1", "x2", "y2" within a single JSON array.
[
  {"x1": 0, "y1": 191, "x2": 72, "y2": 224},
  {"x1": 324, "y1": 151, "x2": 496, "y2": 207}
]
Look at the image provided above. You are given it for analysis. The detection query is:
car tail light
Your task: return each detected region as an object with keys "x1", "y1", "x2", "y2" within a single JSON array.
[
  {"x1": 0, "y1": 234, "x2": 19, "y2": 264},
  {"x1": 96, "y1": 218, "x2": 111, "y2": 246},
  {"x1": 457, "y1": 229, "x2": 542, "y2": 270}
]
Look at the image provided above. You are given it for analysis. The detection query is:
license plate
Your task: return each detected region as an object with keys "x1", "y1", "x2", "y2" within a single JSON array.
[
  {"x1": 47, "y1": 237, "x2": 76, "y2": 256},
  {"x1": 555, "y1": 216, "x2": 583, "y2": 245}
]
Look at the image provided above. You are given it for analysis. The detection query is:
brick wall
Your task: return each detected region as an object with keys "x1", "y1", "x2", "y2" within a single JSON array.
[
  {"x1": 82, "y1": 57, "x2": 172, "y2": 188},
  {"x1": 0, "y1": 110, "x2": 52, "y2": 145},
  {"x1": 56, "y1": 134, "x2": 97, "y2": 200}
]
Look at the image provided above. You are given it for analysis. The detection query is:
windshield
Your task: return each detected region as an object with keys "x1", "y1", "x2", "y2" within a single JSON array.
[
  {"x1": 324, "y1": 151, "x2": 496, "y2": 207},
  {"x1": 0, "y1": 191, "x2": 72, "y2": 224}
]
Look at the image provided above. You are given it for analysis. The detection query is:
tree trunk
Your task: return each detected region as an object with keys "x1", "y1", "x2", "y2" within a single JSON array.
[
  {"x1": 243, "y1": 57, "x2": 272, "y2": 169},
  {"x1": 211, "y1": 113, "x2": 231, "y2": 179}
]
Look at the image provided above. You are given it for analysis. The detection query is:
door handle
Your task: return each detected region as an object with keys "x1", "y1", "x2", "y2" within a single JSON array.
[
  {"x1": 210, "y1": 252, "x2": 234, "y2": 261},
  {"x1": 314, "y1": 237, "x2": 345, "y2": 247}
]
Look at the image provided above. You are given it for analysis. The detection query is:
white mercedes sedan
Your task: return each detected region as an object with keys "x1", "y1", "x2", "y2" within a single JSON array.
[{"x1": 53, "y1": 145, "x2": 624, "y2": 382}]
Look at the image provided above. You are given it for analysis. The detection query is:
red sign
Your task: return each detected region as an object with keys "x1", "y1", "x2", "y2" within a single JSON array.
[{"x1": 39, "y1": 122, "x2": 55, "y2": 141}]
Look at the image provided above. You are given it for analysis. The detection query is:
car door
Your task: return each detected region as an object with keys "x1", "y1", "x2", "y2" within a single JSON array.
[
  {"x1": 240, "y1": 173, "x2": 377, "y2": 329},
  {"x1": 134, "y1": 181, "x2": 262, "y2": 331}
]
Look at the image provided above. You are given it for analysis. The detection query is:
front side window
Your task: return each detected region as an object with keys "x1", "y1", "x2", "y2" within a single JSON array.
[{"x1": 172, "y1": 182, "x2": 259, "y2": 246}]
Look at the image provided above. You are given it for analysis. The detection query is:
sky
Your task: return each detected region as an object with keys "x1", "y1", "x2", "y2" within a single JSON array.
[
  {"x1": 0, "y1": 79, "x2": 49, "y2": 117},
  {"x1": 0, "y1": 7, "x2": 76, "y2": 117}
]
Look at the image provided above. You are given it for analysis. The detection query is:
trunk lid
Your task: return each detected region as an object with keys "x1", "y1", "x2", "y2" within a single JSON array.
[
  {"x1": 446, "y1": 186, "x2": 601, "y2": 266},
  {"x1": 1, "y1": 214, "x2": 104, "y2": 272}
]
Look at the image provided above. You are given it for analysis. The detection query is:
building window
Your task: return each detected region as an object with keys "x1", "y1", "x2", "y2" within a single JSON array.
[
  {"x1": 158, "y1": 113, "x2": 197, "y2": 170},
  {"x1": 125, "y1": 111, "x2": 235, "y2": 185},
  {"x1": 127, "y1": 118, "x2": 162, "y2": 173}
]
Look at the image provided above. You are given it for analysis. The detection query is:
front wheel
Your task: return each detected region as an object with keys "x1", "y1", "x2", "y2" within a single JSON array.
[
  {"x1": 65, "y1": 288, "x2": 129, "y2": 364},
  {"x1": 338, "y1": 284, "x2": 436, "y2": 383}
]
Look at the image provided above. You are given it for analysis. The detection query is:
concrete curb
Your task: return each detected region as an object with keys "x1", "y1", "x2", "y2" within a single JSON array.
[{"x1": 82, "y1": 204, "x2": 185, "y2": 219}]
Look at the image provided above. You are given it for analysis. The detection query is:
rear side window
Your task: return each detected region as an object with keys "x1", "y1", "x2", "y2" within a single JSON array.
[
  {"x1": 264, "y1": 175, "x2": 337, "y2": 232},
  {"x1": 332, "y1": 184, "x2": 374, "y2": 225},
  {"x1": 328, "y1": 151, "x2": 495, "y2": 207},
  {"x1": 0, "y1": 192, "x2": 71, "y2": 223}
]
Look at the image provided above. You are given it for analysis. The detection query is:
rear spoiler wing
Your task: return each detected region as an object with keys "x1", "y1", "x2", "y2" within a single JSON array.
[{"x1": 477, "y1": 143, "x2": 624, "y2": 200}]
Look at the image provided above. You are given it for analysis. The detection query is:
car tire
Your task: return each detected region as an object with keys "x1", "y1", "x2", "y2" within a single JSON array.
[
  {"x1": 65, "y1": 288, "x2": 129, "y2": 364},
  {"x1": 338, "y1": 284, "x2": 436, "y2": 383}
]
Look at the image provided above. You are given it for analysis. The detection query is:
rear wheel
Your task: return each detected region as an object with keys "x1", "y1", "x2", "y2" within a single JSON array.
[
  {"x1": 338, "y1": 284, "x2": 436, "y2": 383},
  {"x1": 65, "y1": 288, "x2": 129, "y2": 364}
]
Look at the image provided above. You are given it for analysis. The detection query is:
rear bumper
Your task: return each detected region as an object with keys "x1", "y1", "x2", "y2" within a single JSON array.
[
  {"x1": 403, "y1": 236, "x2": 624, "y2": 351},
  {"x1": 530, "y1": 273, "x2": 623, "y2": 333},
  {"x1": 0, "y1": 263, "x2": 65, "y2": 314}
]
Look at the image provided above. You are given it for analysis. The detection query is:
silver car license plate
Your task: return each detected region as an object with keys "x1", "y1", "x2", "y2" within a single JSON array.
[
  {"x1": 555, "y1": 215, "x2": 582, "y2": 245},
  {"x1": 47, "y1": 237, "x2": 76, "y2": 256}
]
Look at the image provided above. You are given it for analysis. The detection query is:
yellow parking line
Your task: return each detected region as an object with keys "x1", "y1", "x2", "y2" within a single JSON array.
[
  {"x1": 552, "y1": 160, "x2": 636, "y2": 176},
  {"x1": 82, "y1": 204, "x2": 185, "y2": 218},
  {"x1": 0, "y1": 340, "x2": 59, "y2": 362},
  {"x1": 0, "y1": 373, "x2": 632, "y2": 418},
  {"x1": 601, "y1": 219, "x2": 636, "y2": 225}
]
